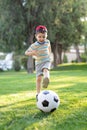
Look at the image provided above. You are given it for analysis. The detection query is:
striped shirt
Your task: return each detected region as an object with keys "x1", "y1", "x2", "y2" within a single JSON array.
[{"x1": 27, "y1": 39, "x2": 51, "y2": 65}]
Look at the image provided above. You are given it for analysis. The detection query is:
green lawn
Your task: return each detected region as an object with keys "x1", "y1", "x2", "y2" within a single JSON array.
[{"x1": 0, "y1": 63, "x2": 87, "y2": 130}]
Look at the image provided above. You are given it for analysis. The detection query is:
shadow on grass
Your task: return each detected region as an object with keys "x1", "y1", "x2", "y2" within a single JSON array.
[
  {"x1": 50, "y1": 81, "x2": 87, "y2": 95},
  {"x1": 54, "y1": 106, "x2": 87, "y2": 130},
  {"x1": 0, "y1": 98, "x2": 51, "y2": 130},
  {"x1": 0, "y1": 83, "x2": 36, "y2": 96},
  {"x1": 0, "y1": 73, "x2": 36, "y2": 95},
  {"x1": 0, "y1": 97, "x2": 86, "y2": 130},
  {"x1": 0, "y1": 98, "x2": 35, "y2": 109},
  {"x1": 51, "y1": 63, "x2": 87, "y2": 71},
  {"x1": 0, "y1": 78, "x2": 87, "y2": 129}
]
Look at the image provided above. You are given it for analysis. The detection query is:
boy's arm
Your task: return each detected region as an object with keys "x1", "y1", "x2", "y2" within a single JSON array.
[
  {"x1": 48, "y1": 42, "x2": 52, "y2": 54},
  {"x1": 25, "y1": 42, "x2": 38, "y2": 56},
  {"x1": 25, "y1": 44, "x2": 37, "y2": 56},
  {"x1": 25, "y1": 49, "x2": 36, "y2": 56},
  {"x1": 49, "y1": 45, "x2": 51, "y2": 54},
  {"x1": 25, "y1": 49, "x2": 37, "y2": 56}
]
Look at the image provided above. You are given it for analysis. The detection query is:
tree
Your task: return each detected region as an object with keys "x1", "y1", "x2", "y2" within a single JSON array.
[
  {"x1": 48, "y1": 0, "x2": 75, "y2": 65},
  {"x1": 50, "y1": 0, "x2": 87, "y2": 65},
  {"x1": 0, "y1": 0, "x2": 25, "y2": 52},
  {"x1": 70, "y1": 0, "x2": 87, "y2": 62},
  {"x1": 0, "y1": 0, "x2": 87, "y2": 71}
]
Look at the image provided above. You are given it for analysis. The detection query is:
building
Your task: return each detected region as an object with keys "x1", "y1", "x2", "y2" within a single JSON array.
[{"x1": 63, "y1": 45, "x2": 85, "y2": 62}]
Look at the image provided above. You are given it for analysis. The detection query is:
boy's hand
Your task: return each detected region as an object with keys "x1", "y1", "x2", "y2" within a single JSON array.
[
  {"x1": 31, "y1": 50, "x2": 37, "y2": 56},
  {"x1": 25, "y1": 50, "x2": 37, "y2": 56}
]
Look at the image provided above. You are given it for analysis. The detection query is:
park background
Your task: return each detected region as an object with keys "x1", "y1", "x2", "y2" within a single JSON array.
[
  {"x1": 0, "y1": 0, "x2": 87, "y2": 72},
  {"x1": 0, "y1": 0, "x2": 87, "y2": 130}
]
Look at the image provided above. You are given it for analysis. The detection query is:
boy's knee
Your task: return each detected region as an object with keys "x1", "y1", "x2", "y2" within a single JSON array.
[{"x1": 43, "y1": 68, "x2": 49, "y2": 72}]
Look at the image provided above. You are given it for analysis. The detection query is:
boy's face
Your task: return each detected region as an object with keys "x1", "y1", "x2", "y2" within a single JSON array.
[{"x1": 35, "y1": 33, "x2": 47, "y2": 43}]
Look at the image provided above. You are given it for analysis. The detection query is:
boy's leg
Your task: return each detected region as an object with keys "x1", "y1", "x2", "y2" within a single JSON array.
[
  {"x1": 42, "y1": 68, "x2": 50, "y2": 88},
  {"x1": 36, "y1": 75, "x2": 42, "y2": 94},
  {"x1": 43, "y1": 68, "x2": 50, "y2": 78}
]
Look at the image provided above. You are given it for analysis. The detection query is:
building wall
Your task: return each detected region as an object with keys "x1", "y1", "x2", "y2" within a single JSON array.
[{"x1": 62, "y1": 45, "x2": 85, "y2": 63}]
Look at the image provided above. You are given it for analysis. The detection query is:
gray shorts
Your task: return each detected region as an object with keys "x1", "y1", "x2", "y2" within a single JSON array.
[{"x1": 36, "y1": 61, "x2": 51, "y2": 77}]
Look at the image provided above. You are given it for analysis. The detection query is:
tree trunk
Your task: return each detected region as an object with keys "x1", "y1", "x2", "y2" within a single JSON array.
[
  {"x1": 27, "y1": 56, "x2": 34, "y2": 73},
  {"x1": 74, "y1": 44, "x2": 82, "y2": 62},
  {"x1": 84, "y1": 40, "x2": 87, "y2": 62},
  {"x1": 27, "y1": 33, "x2": 34, "y2": 73},
  {"x1": 57, "y1": 43, "x2": 62, "y2": 64},
  {"x1": 51, "y1": 42, "x2": 58, "y2": 67}
]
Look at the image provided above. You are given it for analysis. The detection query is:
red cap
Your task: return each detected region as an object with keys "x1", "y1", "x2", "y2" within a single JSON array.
[{"x1": 36, "y1": 25, "x2": 47, "y2": 33}]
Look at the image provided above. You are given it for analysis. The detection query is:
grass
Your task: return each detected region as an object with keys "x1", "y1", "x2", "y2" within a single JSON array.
[{"x1": 0, "y1": 63, "x2": 87, "y2": 130}]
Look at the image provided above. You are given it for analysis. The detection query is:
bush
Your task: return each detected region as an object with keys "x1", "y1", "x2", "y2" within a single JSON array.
[
  {"x1": 21, "y1": 56, "x2": 28, "y2": 70},
  {"x1": 63, "y1": 54, "x2": 68, "y2": 63},
  {"x1": 13, "y1": 59, "x2": 21, "y2": 71},
  {"x1": 0, "y1": 68, "x2": 3, "y2": 72},
  {"x1": 81, "y1": 53, "x2": 87, "y2": 62},
  {"x1": 71, "y1": 59, "x2": 78, "y2": 63}
]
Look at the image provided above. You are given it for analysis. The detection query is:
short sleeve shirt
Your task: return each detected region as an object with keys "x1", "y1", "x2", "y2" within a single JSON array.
[{"x1": 27, "y1": 39, "x2": 51, "y2": 65}]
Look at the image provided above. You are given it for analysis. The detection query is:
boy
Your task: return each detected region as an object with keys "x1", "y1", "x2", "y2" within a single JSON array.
[{"x1": 25, "y1": 25, "x2": 51, "y2": 97}]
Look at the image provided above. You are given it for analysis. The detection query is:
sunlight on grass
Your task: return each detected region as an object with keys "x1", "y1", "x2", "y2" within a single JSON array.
[
  {"x1": 50, "y1": 83, "x2": 75, "y2": 90},
  {"x1": 0, "y1": 91, "x2": 36, "y2": 109},
  {"x1": 0, "y1": 63, "x2": 87, "y2": 130}
]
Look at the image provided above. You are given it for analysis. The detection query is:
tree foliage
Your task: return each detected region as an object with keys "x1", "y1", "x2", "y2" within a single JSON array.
[
  {"x1": 0, "y1": 0, "x2": 25, "y2": 52},
  {"x1": 0, "y1": 0, "x2": 87, "y2": 67}
]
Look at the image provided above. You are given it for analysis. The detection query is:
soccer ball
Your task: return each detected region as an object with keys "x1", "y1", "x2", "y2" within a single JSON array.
[{"x1": 36, "y1": 90, "x2": 60, "y2": 113}]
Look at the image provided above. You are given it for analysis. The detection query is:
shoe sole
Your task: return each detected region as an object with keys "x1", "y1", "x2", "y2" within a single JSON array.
[{"x1": 42, "y1": 77, "x2": 49, "y2": 88}]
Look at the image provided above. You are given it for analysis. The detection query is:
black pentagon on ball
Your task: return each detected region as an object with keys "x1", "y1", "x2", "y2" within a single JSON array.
[
  {"x1": 50, "y1": 108, "x2": 56, "y2": 112},
  {"x1": 43, "y1": 91, "x2": 49, "y2": 95},
  {"x1": 54, "y1": 96, "x2": 58, "y2": 102},
  {"x1": 42, "y1": 100, "x2": 49, "y2": 107}
]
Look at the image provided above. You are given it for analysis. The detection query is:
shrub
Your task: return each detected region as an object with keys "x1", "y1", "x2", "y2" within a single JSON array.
[
  {"x1": 13, "y1": 59, "x2": 21, "y2": 71},
  {"x1": 81, "y1": 53, "x2": 87, "y2": 62},
  {"x1": 21, "y1": 56, "x2": 28, "y2": 70},
  {"x1": 71, "y1": 59, "x2": 78, "y2": 63},
  {"x1": 0, "y1": 68, "x2": 3, "y2": 72},
  {"x1": 63, "y1": 54, "x2": 68, "y2": 63}
]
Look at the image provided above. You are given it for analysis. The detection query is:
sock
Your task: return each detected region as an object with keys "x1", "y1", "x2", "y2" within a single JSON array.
[{"x1": 43, "y1": 70, "x2": 50, "y2": 79}]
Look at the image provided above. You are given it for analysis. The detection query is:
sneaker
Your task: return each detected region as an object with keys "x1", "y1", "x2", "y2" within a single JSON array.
[{"x1": 42, "y1": 77, "x2": 49, "y2": 88}]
